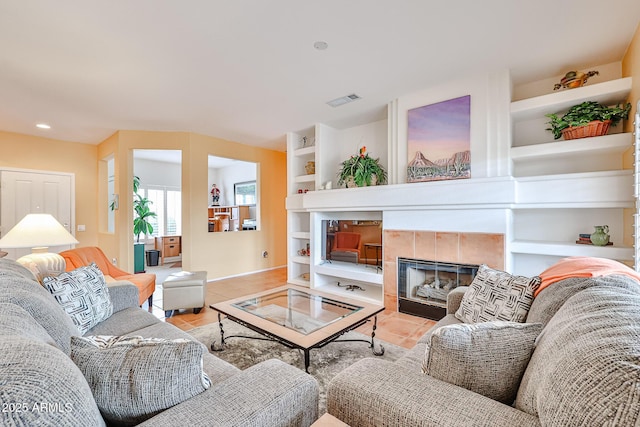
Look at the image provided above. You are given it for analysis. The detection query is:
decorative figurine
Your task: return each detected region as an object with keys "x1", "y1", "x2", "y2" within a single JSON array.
[
  {"x1": 210, "y1": 184, "x2": 220, "y2": 206},
  {"x1": 553, "y1": 70, "x2": 599, "y2": 90}
]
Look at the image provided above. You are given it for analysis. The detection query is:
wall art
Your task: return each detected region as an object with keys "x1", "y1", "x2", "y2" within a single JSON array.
[{"x1": 407, "y1": 95, "x2": 471, "y2": 183}]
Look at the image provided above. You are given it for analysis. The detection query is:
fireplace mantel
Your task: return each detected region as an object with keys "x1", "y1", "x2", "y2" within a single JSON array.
[
  {"x1": 294, "y1": 176, "x2": 516, "y2": 212},
  {"x1": 287, "y1": 171, "x2": 632, "y2": 213}
]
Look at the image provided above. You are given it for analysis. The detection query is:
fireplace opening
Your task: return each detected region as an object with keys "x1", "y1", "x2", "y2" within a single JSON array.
[{"x1": 397, "y1": 258, "x2": 479, "y2": 320}]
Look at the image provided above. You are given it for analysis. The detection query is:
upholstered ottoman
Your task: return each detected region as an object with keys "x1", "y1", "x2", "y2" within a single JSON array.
[
  {"x1": 330, "y1": 251, "x2": 358, "y2": 263},
  {"x1": 162, "y1": 271, "x2": 206, "y2": 317}
]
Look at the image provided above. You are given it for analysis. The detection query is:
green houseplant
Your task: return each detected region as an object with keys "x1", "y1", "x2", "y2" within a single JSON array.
[
  {"x1": 337, "y1": 146, "x2": 388, "y2": 187},
  {"x1": 133, "y1": 176, "x2": 156, "y2": 273},
  {"x1": 546, "y1": 101, "x2": 631, "y2": 140},
  {"x1": 133, "y1": 175, "x2": 156, "y2": 242}
]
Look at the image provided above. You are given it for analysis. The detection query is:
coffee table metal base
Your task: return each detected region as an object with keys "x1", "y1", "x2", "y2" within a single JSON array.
[{"x1": 210, "y1": 312, "x2": 384, "y2": 373}]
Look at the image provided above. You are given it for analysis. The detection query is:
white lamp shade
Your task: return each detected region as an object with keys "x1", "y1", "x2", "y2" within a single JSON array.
[{"x1": 0, "y1": 213, "x2": 78, "y2": 249}]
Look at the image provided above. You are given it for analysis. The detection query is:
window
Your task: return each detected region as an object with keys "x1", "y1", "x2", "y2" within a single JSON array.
[
  {"x1": 106, "y1": 156, "x2": 115, "y2": 233},
  {"x1": 234, "y1": 181, "x2": 256, "y2": 205},
  {"x1": 141, "y1": 186, "x2": 181, "y2": 238}
]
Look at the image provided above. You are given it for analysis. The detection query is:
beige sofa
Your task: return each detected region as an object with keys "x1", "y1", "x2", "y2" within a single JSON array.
[{"x1": 327, "y1": 272, "x2": 640, "y2": 426}]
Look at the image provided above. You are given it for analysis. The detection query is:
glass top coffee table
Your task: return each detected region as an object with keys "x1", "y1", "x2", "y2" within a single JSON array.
[{"x1": 209, "y1": 285, "x2": 385, "y2": 372}]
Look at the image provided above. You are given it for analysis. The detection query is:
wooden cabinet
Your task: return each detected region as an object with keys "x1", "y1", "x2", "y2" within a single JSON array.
[
  {"x1": 208, "y1": 205, "x2": 253, "y2": 231},
  {"x1": 155, "y1": 235, "x2": 181, "y2": 265}
]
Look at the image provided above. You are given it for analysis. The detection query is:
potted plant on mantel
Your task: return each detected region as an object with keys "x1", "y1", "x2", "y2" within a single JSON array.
[
  {"x1": 337, "y1": 146, "x2": 388, "y2": 188},
  {"x1": 133, "y1": 175, "x2": 156, "y2": 273},
  {"x1": 546, "y1": 101, "x2": 631, "y2": 140}
]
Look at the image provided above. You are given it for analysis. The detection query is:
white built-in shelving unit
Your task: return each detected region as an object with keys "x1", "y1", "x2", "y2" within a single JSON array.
[
  {"x1": 286, "y1": 122, "x2": 387, "y2": 304},
  {"x1": 285, "y1": 71, "x2": 637, "y2": 299},
  {"x1": 509, "y1": 77, "x2": 636, "y2": 274},
  {"x1": 286, "y1": 126, "x2": 317, "y2": 287}
]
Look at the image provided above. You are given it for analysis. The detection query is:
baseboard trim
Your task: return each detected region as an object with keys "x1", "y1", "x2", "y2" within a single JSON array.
[{"x1": 206, "y1": 265, "x2": 286, "y2": 283}]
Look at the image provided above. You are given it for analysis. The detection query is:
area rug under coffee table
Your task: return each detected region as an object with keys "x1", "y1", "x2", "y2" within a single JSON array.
[{"x1": 187, "y1": 320, "x2": 406, "y2": 413}]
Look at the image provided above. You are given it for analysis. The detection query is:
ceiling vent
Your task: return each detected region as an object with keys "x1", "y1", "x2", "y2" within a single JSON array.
[{"x1": 326, "y1": 93, "x2": 361, "y2": 108}]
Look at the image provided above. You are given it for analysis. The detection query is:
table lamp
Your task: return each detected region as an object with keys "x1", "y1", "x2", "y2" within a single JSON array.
[{"x1": 0, "y1": 213, "x2": 79, "y2": 282}]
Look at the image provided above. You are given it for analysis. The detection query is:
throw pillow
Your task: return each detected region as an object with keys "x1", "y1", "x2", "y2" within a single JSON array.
[
  {"x1": 455, "y1": 264, "x2": 541, "y2": 323},
  {"x1": 71, "y1": 335, "x2": 212, "y2": 426},
  {"x1": 422, "y1": 321, "x2": 543, "y2": 404},
  {"x1": 42, "y1": 263, "x2": 113, "y2": 334}
]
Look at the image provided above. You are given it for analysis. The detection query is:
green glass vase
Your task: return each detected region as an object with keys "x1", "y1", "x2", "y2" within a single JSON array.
[{"x1": 590, "y1": 225, "x2": 610, "y2": 246}]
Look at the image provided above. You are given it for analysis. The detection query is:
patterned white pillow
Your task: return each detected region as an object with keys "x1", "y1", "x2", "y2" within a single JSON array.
[
  {"x1": 422, "y1": 321, "x2": 543, "y2": 403},
  {"x1": 43, "y1": 263, "x2": 113, "y2": 334},
  {"x1": 71, "y1": 335, "x2": 212, "y2": 425},
  {"x1": 455, "y1": 264, "x2": 541, "y2": 323}
]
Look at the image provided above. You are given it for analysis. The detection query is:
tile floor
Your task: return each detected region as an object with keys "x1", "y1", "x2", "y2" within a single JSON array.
[{"x1": 144, "y1": 265, "x2": 436, "y2": 349}]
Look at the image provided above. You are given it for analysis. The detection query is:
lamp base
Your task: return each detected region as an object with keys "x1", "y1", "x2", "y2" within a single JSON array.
[{"x1": 16, "y1": 252, "x2": 66, "y2": 283}]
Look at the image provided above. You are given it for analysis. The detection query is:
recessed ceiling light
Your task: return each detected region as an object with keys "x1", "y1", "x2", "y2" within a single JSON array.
[
  {"x1": 36, "y1": 123, "x2": 51, "y2": 129},
  {"x1": 313, "y1": 41, "x2": 328, "y2": 51}
]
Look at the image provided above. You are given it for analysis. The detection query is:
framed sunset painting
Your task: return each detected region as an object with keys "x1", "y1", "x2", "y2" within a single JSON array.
[{"x1": 407, "y1": 95, "x2": 471, "y2": 183}]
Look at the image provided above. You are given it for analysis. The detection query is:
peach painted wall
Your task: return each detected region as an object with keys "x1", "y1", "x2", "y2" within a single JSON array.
[
  {"x1": 96, "y1": 131, "x2": 124, "y2": 264},
  {"x1": 188, "y1": 132, "x2": 287, "y2": 279},
  {"x1": 0, "y1": 131, "x2": 99, "y2": 248},
  {"x1": 622, "y1": 20, "x2": 640, "y2": 134},
  {"x1": 98, "y1": 130, "x2": 287, "y2": 278}
]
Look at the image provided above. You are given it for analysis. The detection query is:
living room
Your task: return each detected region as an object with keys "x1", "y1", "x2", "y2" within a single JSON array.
[
  {"x1": 0, "y1": 4, "x2": 638, "y2": 283},
  {"x1": 1, "y1": 2, "x2": 640, "y2": 426}
]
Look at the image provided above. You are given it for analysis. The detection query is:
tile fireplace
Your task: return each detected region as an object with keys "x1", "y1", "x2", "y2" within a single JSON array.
[
  {"x1": 397, "y1": 258, "x2": 479, "y2": 320},
  {"x1": 383, "y1": 230, "x2": 505, "y2": 316}
]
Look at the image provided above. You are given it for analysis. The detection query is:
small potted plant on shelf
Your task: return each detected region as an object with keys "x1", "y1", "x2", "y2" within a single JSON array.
[
  {"x1": 337, "y1": 146, "x2": 388, "y2": 187},
  {"x1": 546, "y1": 101, "x2": 631, "y2": 140}
]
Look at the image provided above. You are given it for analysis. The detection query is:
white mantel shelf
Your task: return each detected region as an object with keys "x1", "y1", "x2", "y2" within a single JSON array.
[
  {"x1": 298, "y1": 177, "x2": 516, "y2": 211},
  {"x1": 288, "y1": 172, "x2": 634, "y2": 212}
]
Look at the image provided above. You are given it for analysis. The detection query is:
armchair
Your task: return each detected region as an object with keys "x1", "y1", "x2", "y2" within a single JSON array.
[
  {"x1": 59, "y1": 246, "x2": 156, "y2": 307},
  {"x1": 331, "y1": 232, "x2": 361, "y2": 263}
]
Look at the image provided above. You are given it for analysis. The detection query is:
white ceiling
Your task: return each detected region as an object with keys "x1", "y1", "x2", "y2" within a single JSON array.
[{"x1": 1, "y1": 1, "x2": 639, "y2": 152}]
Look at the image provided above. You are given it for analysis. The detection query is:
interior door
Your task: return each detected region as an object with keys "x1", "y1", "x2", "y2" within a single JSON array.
[{"x1": 0, "y1": 169, "x2": 74, "y2": 260}]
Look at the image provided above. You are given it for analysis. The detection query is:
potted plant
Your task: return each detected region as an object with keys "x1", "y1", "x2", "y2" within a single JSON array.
[
  {"x1": 546, "y1": 101, "x2": 631, "y2": 140},
  {"x1": 133, "y1": 176, "x2": 156, "y2": 272},
  {"x1": 337, "y1": 146, "x2": 388, "y2": 187}
]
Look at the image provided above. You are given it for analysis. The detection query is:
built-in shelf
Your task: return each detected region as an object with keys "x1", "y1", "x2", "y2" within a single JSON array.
[
  {"x1": 294, "y1": 174, "x2": 315, "y2": 183},
  {"x1": 315, "y1": 261, "x2": 383, "y2": 285},
  {"x1": 294, "y1": 146, "x2": 316, "y2": 157},
  {"x1": 291, "y1": 231, "x2": 310, "y2": 239},
  {"x1": 288, "y1": 278, "x2": 310, "y2": 288},
  {"x1": 510, "y1": 77, "x2": 632, "y2": 120},
  {"x1": 511, "y1": 133, "x2": 632, "y2": 161},
  {"x1": 514, "y1": 170, "x2": 633, "y2": 206},
  {"x1": 314, "y1": 281, "x2": 383, "y2": 306},
  {"x1": 511, "y1": 240, "x2": 634, "y2": 259},
  {"x1": 285, "y1": 194, "x2": 305, "y2": 210},
  {"x1": 292, "y1": 256, "x2": 311, "y2": 265}
]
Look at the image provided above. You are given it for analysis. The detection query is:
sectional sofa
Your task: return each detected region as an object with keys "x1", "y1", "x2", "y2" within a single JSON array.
[
  {"x1": 327, "y1": 258, "x2": 640, "y2": 426},
  {"x1": 0, "y1": 258, "x2": 319, "y2": 426}
]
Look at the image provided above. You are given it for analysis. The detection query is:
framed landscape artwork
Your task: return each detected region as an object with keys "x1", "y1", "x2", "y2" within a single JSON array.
[{"x1": 407, "y1": 95, "x2": 471, "y2": 183}]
